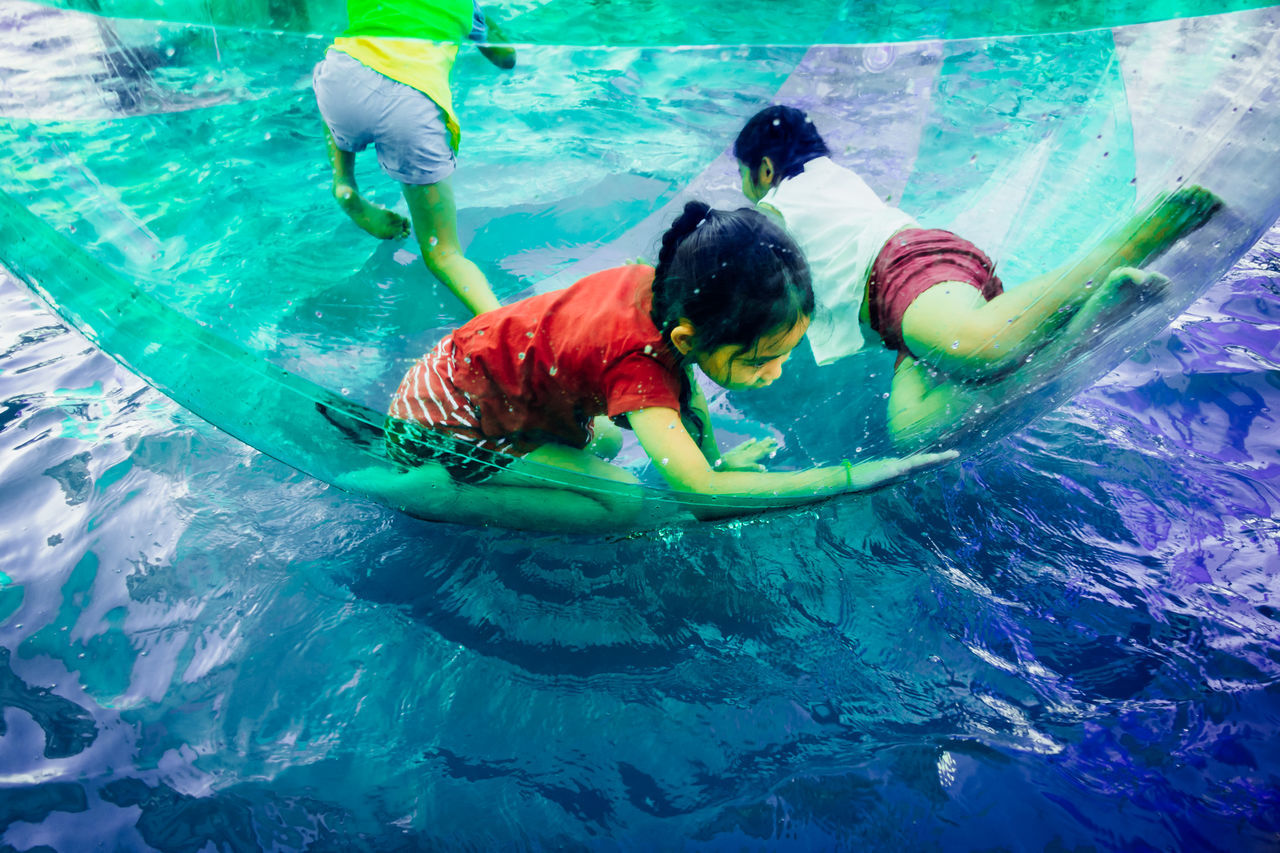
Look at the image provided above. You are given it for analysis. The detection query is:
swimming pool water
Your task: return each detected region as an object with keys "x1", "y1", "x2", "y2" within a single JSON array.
[{"x1": 1, "y1": 218, "x2": 1277, "y2": 849}]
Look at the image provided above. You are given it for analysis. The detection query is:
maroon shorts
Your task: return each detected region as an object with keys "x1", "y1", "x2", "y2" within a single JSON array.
[{"x1": 868, "y1": 228, "x2": 1004, "y2": 355}]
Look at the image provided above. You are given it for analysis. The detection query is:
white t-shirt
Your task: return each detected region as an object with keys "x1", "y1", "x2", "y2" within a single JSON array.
[{"x1": 760, "y1": 157, "x2": 917, "y2": 365}]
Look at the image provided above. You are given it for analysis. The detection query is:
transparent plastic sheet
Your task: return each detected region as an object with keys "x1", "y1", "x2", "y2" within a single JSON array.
[
  {"x1": 3, "y1": 0, "x2": 1280, "y2": 530},
  {"x1": 26, "y1": 0, "x2": 1280, "y2": 43}
]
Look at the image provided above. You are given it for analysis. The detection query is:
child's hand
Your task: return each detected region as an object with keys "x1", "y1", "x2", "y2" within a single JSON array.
[
  {"x1": 478, "y1": 43, "x2": 516, "y2": 69},
  {"x1": 844, "y1": 450, "x2": 959, "y2": 490},
  {"x1": 716, "y1": 437, "x2": 780, "y2": 472}
]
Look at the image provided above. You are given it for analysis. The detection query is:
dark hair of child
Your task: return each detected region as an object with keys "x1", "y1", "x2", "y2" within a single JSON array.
[
  {"x1": 650, "y1": 201, "x2": 814, "y2": 439},
  {"x1": 732, "y1": 104, "x2": 831, "y2": 182}
]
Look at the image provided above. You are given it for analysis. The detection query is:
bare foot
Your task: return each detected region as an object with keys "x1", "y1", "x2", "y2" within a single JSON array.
[
  {"x1": 1080, "y1": 266, "x2": 1170, "y2": 332},
  {"x1": 1132, "y1": 185, "x2": 1223, "y2": 264},
  {"x1": 333, "y1": 183, "x2": 410, "y2": 240}
]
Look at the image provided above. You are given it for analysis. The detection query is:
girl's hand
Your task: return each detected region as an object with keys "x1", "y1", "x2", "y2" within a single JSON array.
[
  {"x1": 844, "y1": 450, "x2": 959, "y2": 491},
  {"x1": 717, "y1": 437, "x2": 780, "y2": 472}
]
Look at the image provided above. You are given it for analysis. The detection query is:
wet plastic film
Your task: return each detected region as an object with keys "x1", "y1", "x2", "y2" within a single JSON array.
[{"x1": 3, "y1": 1, "x2": 1280, "y2": 530}]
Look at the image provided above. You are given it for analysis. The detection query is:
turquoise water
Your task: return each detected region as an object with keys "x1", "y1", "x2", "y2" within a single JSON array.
[
  {"x1": 1, "y1": 230, "x2": 1278, "y2": 849},
  {"x1": 34, "y1": 0, "x2": 1280, "y2": 43}
]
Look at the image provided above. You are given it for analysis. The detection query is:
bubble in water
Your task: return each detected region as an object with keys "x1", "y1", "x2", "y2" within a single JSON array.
[
  {"x1": 951, "y1": 340, "x2": 959, "y2": 349},
  {"x1": 660, "y1": 457, "x2": 670, "y2": 465},
  {"x1": 548, "y1": 365, "x2": 558, "y2": 376},
  {"x1": 526, "y1": 331, "x2": 534, "y2": 338},
  {"x1": 428, "y1": 236, "x2": 439, "y2": 247},
  {"x1": 517, "y1": 352, "x2": 526, "y2": 360}
]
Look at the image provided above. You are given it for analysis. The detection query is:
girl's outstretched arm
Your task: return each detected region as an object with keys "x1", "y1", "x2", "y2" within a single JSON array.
[{"x1": 629, "y1": 407, "x2": 955, "y2": 500}]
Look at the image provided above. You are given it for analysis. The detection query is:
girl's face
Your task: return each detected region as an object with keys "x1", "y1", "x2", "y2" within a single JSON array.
[{"x1": 688, "y1": 317, "x2": 810, "y2": 391}]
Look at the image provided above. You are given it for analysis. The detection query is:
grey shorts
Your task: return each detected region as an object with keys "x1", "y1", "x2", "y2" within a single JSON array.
[{"x1": 313, "y1": 49, "x2": 456, "y2": 185}]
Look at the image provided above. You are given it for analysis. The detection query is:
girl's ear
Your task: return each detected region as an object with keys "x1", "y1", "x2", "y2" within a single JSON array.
[
  {"x1": 758, "y1": 156, "x2": 776, "y2": 188},
  {"x1": 669, "y1": 320, "x2": 697, "y2": 355}
]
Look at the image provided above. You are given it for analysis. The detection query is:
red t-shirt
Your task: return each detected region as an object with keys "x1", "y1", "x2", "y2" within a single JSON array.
[{"x1": 396, "y1": 265, "x2": 685, "y2": 449}]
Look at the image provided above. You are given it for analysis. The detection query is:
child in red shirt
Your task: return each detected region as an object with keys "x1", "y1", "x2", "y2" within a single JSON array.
[{"x1": 380, "y1": 202, "x2": 953, "y2": 527}]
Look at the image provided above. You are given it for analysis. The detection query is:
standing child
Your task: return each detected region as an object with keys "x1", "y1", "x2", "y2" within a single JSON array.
[
  {"x1": 313, "y1": 0, "x2": 515, "y2": 315},
  {"x1": 733, "y1": 105, "x2": 1222, "y2": 444},
  {"x1": 378, "y1": 203, "x2": 953, "y2": 528}
]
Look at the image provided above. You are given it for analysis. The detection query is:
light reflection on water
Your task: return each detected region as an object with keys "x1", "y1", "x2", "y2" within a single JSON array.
[{"x1": 1, "y1": 225, "x2": 1278, "y2": 848}]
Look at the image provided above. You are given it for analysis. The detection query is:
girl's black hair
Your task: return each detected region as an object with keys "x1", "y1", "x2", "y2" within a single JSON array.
[
  {"x1": 650, "y1": 201, "x2": 814, "y2": 440},
  {"x1": 732, "y1": 104, "x2": 831, "y2": 182}
]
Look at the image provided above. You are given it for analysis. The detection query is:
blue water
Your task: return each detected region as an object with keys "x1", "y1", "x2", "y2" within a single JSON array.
[{"x1": 2, "y1": 206, "x2": 1278, "y2": 849}]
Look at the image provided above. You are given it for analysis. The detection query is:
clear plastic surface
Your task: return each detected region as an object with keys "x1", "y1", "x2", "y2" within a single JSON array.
[{"x1": 3, "y1": 0, "x2": 1280, "y2": 529}]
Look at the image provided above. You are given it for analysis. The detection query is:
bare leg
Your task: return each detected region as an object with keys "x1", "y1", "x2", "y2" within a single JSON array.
[
  {"x1": 900, "y1": 185, "x2": 1220, "y2": 381},
  {"x1": 337, "y1": 443, "x2": 649, "y2": 531},
  {"x1": 886, "y1": 357, "x2": 991, "y2": 449},
  {"x1": 324, "y1": 125, "x2": 410, "y2": 240},
  {"x1": 887, "y1": 266, "x2": 1170, "y2": 448},
  {"x1": 402, "y1": 179, "x2": 501, "y2": 316}
]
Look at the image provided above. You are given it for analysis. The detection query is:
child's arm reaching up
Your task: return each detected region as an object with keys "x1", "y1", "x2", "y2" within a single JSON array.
[{"x1": 628, "y1": 407, "x2": 955, "y2": 503}]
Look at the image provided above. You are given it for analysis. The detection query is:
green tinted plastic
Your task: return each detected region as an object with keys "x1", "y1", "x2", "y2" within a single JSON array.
[{"x1": 4, "y1": 2, "x2": 1280, "y2": 530}]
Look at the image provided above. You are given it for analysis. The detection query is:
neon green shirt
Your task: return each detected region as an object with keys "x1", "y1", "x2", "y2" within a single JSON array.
[{"x1": 334, "y1": 0, "x2": 478, "y2": 151}]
